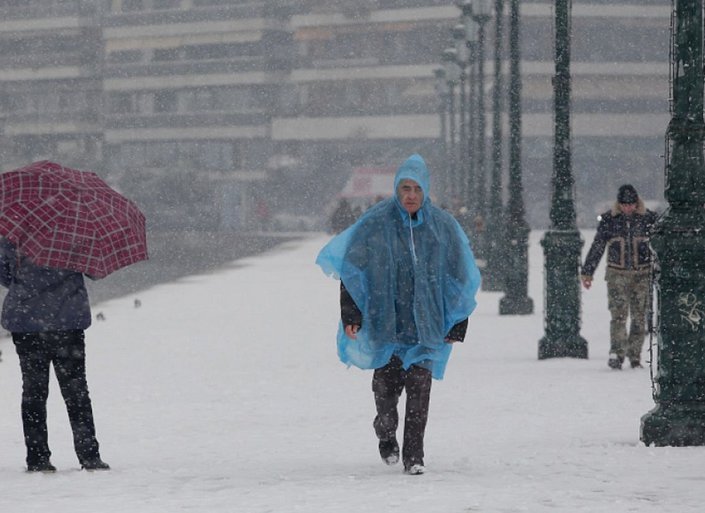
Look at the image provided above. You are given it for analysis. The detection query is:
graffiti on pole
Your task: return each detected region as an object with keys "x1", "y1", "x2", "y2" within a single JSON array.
[{"x1": 678, "y1": 292, "x2": 705, "y2": 332}]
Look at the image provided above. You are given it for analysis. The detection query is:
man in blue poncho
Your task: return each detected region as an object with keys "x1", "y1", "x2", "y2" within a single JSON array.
[{"x1": 316, "y1": 154, "x2": 481, "y2": 475}]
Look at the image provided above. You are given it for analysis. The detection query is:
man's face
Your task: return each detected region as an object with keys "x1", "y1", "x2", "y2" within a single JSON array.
[
  {"x1": 397, "y1": 179, "x2": 423, "y2": 214},
  {"x1": 619, "y1": 202, "x2": 637, "y2": 216}
]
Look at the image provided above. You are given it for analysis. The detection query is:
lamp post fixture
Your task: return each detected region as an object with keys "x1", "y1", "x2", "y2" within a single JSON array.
[
  {"x1": 482, "y1": 0, "x2": 505, "y2": 291},
  {"x1": 537, "y1": 0, "x2": 587, "y2": 357},
  {"x1": 457, "y1": 3, "x2": 479, "y2": 216},
  {"x1": 442, "y1": 48, "x2": 461, "y2": 197},
  {"x1": 499, "y1": 0, "x2": 533, "y2": 315},
  {"x1": 434, "y1": 67, "x2": 450, "y2": 200},
  {"x1": 641, "y1": 0, "x2": 705, "y2": 446},
  {"x1": 453, "y1": 24, "x2": 470, "y2": 202},
  {"x1": 471, "y1": 0, "x2": 492, "y2": 263}
]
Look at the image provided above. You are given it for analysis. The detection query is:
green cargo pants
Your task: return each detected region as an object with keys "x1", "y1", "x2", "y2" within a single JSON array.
[{"x1": 606, "y1": 267, "x2": 651, "y2": 364}]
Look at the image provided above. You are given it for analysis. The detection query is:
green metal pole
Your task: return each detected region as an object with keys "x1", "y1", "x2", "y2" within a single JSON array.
[
  {"x1": 433, "y1": 68, "x2": 450, "y2": 201},
  {"x1": 641, "y1": 0, "x2": 705, "y2": 446},
  {"x1": 448, "y1": 80, "x2": 457, "y2": 192},
  {"x1": 443, "y1": 48, "x2": 460, "y2": 195},
  {"x1": 537, "y1": 0, "x2": 587, "y2": 357},
  {"x1": 499, "y1": 0, "x2": 533, "y2": 315},
  {"x1": 474, "y1": 13, "x2": 490, "y2": 264},
  {"x1": 453, "y1": 25, "x2": 469, "y2": 204},
  {"x1": 466, "y1": 40, "x2": 477, "y2": 220},
  {"x1": 483, "y1": 0, "x2": 505, "y2": 291}
]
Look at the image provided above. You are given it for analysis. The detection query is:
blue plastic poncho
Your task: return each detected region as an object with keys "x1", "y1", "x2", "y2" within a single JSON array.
[{"x1": 316, "y1": 154, "x2": 481, "y2": 379}]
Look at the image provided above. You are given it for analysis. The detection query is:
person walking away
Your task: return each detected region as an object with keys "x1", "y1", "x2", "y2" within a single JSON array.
[
  {"x1": 316, "y1": 154, "x2": 481, "y2": 475},
  {"x1": 0, "y1": 238, "x2": 109, "y2": 472},
  {"x1": 580, "y1": 184, "x2": 658, "y2": 370}
]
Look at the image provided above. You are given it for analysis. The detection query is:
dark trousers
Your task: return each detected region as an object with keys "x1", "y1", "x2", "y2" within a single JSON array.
[
  {"x1": 372, "y1": 356, "x2": 432, "y2": 467},
  {"x1": 13, "y1": 330, "x2": 101, "y2": 466}
]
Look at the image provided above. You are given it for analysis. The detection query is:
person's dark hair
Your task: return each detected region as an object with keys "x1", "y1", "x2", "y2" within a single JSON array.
[{"x1": 617, "y1": 184, "x2": 638, "y2": 204}]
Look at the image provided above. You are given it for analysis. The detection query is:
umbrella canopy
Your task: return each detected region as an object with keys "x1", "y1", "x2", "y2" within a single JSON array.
[{"x1": 0, "y1": 160, "x2": 148, "y2": 278}]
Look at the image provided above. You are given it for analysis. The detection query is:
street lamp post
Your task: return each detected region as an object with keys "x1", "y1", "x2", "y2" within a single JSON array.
[
  {"x1": 457, "y1": 3, "x2": 479, "y2": 214},
  {"x1": 537, "y1": 0, "x2": 587, "y2": 357},
  {"x1": 641, "y1": 0, "x2": 705, "y2": 446},
  {"x1": 471, "y1": 0, "x2": 492, "y2": 263},
  {"x1": 442, "y1": 48, "x2": 461, "y2": 198},
  {"x1": 434, "y1": 68, "x2": 450, "y2": 200},
  {"x1": 453, "y1": 24, "x2": 470, "y2": 201},
  {"x1": 483, "y1": 0, "x2": 505, "y2": 291},
  {"x1": 499, "y1": 0, "x2": 533, "y2": 315}
]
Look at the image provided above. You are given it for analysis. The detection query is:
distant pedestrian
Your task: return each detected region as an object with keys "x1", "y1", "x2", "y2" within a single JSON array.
[
  {"x1": 581, "y1": 185, "x2": 658, "y2": 370},
  {"x1": 329, "y1": 198, "x2": 356, "y2": 233},
  {"x1": 317, "y1": 154, "x2": 481, "y2": 475},
  {"x1": 254, "y1": 198, "x2": 271, "y2": 232},
  {"x1": 0, "y1": 238, "x2": 110, "y2": 472}
]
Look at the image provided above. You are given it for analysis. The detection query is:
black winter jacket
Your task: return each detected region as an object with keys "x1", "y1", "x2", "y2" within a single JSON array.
[{"x1": 581, "y1": 200, "x2": 658, "y2": 278}]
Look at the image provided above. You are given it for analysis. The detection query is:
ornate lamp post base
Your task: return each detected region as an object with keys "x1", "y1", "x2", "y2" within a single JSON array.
[
  {"x1": 641, "y1": 403, "x2": 705, "y2": 447},
  {"x1": 498, "y1": 222, "x2": 533, "y2": 315},
  {"x1": 641, "y1": 207, "x2": 705, "y2": 446},
  {"x1": 539, "y1": 230, "x2": 588, "y2": 359},
  {"x1": 538, "y1": 333, "x2": 588, "y2": 360},
  {"x1": 499, "y1": 295, "x2": 533, "y2": 315}
]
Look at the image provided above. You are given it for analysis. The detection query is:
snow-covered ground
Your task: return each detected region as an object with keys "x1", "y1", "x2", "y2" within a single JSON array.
[{"x1": 1, "y1": 231, "x2": 704, "y2": 513}]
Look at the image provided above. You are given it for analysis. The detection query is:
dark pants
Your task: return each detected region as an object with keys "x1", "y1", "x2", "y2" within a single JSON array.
[
  {"x1": 13, "y1": 330, "x2": 101, "y2": 466},
  {"x1": 372, "y1": 356, "x2": 432, "y2": 468}
]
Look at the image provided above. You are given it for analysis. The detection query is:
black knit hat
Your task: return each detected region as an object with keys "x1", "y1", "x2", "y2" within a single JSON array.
[{"x1": 617, "y1": 184, "x2": 638, "y2": 204}]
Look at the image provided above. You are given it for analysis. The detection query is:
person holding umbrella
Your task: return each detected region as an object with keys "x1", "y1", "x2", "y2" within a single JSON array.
[
  {"x1": 0, "y1": 161, "x2": 148, "y2": 472},
  {"x1": 0, "y1": 238, "x2": 110, "y2": 472}
]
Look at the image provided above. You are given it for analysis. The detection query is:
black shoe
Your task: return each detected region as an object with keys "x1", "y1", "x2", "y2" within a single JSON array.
[
  {"x1": 27, "y1": 461, "x2": 56, "y2": 473},
  {"x1": 404, "y1": 463, "x2": 425, "y2": 475},
  {"x1": 608, "y1": 353, "x2": 623, "y2": 370},
  {"x1": 378, "y1": 439, "x2": 399, "y2": 465},
  {"x1": 630, "y1": 360, "x2": 643, "y2": 369},
  {"x1": 81, "y1": 458, "x2": 110, "y2": 471}
]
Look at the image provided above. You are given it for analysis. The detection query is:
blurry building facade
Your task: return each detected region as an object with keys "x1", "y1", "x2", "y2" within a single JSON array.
[
  {"x1": 0, "y1": 0, "x2": 669, "y2": 230},
  {"x1": 100, "y1": 0, "x2": 295, "y2": 231},
  {"x1": 279, "y1": 0, "x2": 669, "y2": 227},
  {"x1": 0, "y1": 0, "x2": 103, "y2": 172}
]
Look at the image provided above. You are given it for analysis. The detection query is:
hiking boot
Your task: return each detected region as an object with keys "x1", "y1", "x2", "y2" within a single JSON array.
[
  {"x1": 81, "y1": 458, "x2": 110, "y2": 471},
  {"x1": 608, "y1": 353, "x2": 623, "y2": 370},
  {"x1": 404, "y1": 463, "x2": 425, "y2": 475},
  {"x1": 630, "y1": 360, "x2": 643, "y2": 369},
  {"x1": 378, "y1": 439, "x2": 399, "y2": 465},
  {"x1": 27, "y1": 461, "x2": 56, "y2": 473}
]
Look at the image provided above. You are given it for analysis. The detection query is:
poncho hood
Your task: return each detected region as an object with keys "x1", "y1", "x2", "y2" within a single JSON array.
[
  {"x1": 393, "y1": 154, "x2": 430, "y2": 227},
  {"x1": 316, "y1": 154, "x2": 481, "y2": 379}
]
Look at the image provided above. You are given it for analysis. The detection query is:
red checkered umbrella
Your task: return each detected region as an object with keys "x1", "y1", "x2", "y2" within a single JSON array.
[{"x1": 0, "y1": 160, "x2": 148, "y2": 278}]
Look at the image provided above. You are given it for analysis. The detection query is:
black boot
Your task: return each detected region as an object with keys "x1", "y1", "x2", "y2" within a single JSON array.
[
  {"x1": 378, "y1": 438, "x2": 399, "y2": 465},
  {"x1": 27, "y1": 460, "x2": 56, "y2": 473},
  {"x1": 81, "y1": 458, "x2": 110, "y2": 471}
]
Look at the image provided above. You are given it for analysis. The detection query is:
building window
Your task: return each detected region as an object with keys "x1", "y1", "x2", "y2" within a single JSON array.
[
  {"x1": 58, "y1": 91, "x2": 88, "y2": 112},
  {"x1": 25, "y1": 93, "x2": 59, "y2": 114},
  {"x1": 107, "y1": 92, "x2": 135, "y2": 114},
  {"x1": 122, "y1": 0, "x2": 143, "y2": 11},
  {"x1": 178, "y1": 87, "x2": 258, "y2": 113},
  {"x1": 107, "y1": 50, "x2": 142, "y2": 63},
  {"x1": 153, "y1": 0, "x2": 180, "y2": 8},
  {"x1": 117, "y1": 140, "x2": 237, "y2": 171},
  {"x1": 153, "y1": 48, "x2": 181, "y2": 61},
  {"x1": 184, "y1": 44, "x2": 228, "y2": 60},
  {"x1": 154, "y1": 91, "x2": 177, "y2": 113},
  {"x1": 192, "y1": 0, "x2": 251, "y2": 6}
]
